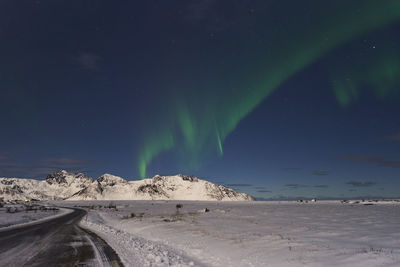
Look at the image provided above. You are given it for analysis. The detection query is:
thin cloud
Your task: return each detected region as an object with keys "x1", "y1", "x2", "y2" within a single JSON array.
[
  {"x1": 226, "y1": 183, "x2": 252, "y2": 187},
  {"x1": 184, "y1": 0, "x2": 216, "y2": 21},
  {"x1": 183, "y1": 0, "x2": 233, "y2": 32},
  {"x1": 41, "y1": 157, "x2": 92, "y2": 165},
  {"x1": 314, "y1": 184, "x2": 329, "y2": 188},
  {"x1": 337, "y1": 155, "x2": 400, "y2": 168},
  {"x1": 254, "y1": 186, "x2": 267, "y2": 190},
  {"x1": 75, "y1": 52, "x2": 102, "y2": 70},
  {"x1": 285, "y1": 184, "x2": 308, "y2": 189},
  {"x1": 257, "y1": 190, "x2": 272, "y2": 193},
  {"x1": 0, "y1": 163, "x2": 90, "y2": 179},
  {"x1": 346, "y1": 181, "x2": 376, "y2": 187},
  {"x1": 385, "y1": 132, "x2": 400, "y2": 141},
  {"x1": 281, "y1": 167, "x2": 302, "y2": 171},
  {"x1": 312, "y1": 170, "x2": 329, "y2": 176}
]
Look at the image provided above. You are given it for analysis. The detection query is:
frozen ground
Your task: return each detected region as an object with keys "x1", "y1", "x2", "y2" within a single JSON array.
[
  {"x1": 60, "y1": 200, "x2": 400, "y2": 267},
  {"x1": 0, "y1": 203, "x2": 71, "y2": 229}
]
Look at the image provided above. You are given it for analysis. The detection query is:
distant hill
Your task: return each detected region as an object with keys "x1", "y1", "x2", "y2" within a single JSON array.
[{"x1": 0, "y1": 170, "x2": 254, "y2": 201}]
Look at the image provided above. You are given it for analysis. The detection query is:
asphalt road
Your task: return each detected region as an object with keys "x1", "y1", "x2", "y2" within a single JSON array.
[{"x1": 0, "y1": 208, "x2": 123, "y2": 267}]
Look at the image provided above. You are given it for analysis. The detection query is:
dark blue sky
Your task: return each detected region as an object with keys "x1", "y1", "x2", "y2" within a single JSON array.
[{"x1": 1, "y1": 1, "x2": 400, "y2": 199}]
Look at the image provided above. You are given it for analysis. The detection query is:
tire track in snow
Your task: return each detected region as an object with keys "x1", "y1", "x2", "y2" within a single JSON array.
[{"x1": 77, "y1": 225, "x2": 124, "y2": 267}]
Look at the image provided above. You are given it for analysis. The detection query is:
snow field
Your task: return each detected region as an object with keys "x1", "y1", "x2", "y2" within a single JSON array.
[
  {"x1": 0, "y1": 203, "x2": 72, "y2": 230},
  {"x1": 69, "y1": 200, "x2": 400, "y2": 267}
]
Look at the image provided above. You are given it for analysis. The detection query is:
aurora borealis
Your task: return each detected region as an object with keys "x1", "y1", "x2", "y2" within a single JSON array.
[
  {"x1": 137, "y1": 0, "x2": 400, "y2": 178},
  {"x1": 1, "y1": 1, "x2": 400, "y2": 199}
]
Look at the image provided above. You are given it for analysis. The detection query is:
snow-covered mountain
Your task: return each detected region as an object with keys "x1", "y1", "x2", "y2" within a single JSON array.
[{"x1": 0, "y1": 171, "x2": 254, "y2": 201}]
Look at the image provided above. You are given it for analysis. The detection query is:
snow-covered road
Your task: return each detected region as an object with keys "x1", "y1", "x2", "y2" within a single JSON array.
[{"x1": 0, "y1": 208, "x2": 123, "y2": 266}]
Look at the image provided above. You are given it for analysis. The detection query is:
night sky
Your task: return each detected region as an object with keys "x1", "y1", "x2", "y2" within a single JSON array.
[{"x1": 1, "y1": 1, "x2": 400, "y2": 199}]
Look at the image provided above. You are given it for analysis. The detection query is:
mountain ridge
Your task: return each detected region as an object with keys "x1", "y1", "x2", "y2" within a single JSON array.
[{"x1": 0, "y1": 170, "x2": 254, "y2": 201}]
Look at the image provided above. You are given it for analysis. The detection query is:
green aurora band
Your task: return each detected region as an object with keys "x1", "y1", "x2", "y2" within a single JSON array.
[
  {"x1": 138, "y1": 1, "x2": 400, "y2": 178},
  {"x1": 332, "y1": 51, "x2": 400, "y2": 106}
]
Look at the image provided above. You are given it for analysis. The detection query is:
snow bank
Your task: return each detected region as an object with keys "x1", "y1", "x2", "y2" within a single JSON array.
[
  {"x1": 0, "y1": 205, "x2": 72, "y2": 231},
  {"x1": 79, "y1": 209, "x2": 200, "y2": 267}
]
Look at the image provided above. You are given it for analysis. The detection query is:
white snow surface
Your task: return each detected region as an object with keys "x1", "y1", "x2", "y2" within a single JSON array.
[
  {"x1": 0, "y1": 170, "x2": 93, "y2": 201},
  {"x1": 0, "y1": 205, "x2": 72, "y2": 230},
  {"x1": 0, "y1": 171, "x2": 253, "y2": 201},
  {"x1": 60, "y1": 200, "x2": 400, "y2": 267}
]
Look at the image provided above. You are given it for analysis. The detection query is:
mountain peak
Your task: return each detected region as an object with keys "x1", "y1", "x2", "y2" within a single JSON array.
[
  {"x1": 177, "y1": 174, "x2": 199, "y2": 182},
  {"x1": 45, "y1": 170, "x2": 92, "y2": 185},
  {"x1": 151, "y1": 174, "x2": 199, "y2": 183},
  {"x1": 45, "y1": 170, "x2": 69, "y2": 185},
  {"x1": 97, "y1": 174, "x2": 126, "y2": 186}
]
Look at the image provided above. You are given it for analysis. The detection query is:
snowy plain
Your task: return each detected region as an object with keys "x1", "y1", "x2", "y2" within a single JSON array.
[
  {"x1": 55, "y1": 200, "x2": 400, "y2": 267},
  {"x1": 0, "y1": 204, "x2": 72, "y2": 230}
]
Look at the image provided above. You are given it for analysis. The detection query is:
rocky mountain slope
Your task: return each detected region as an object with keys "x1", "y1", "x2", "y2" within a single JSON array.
[{"x1": 0, "y1": 171, "x2": 254, "y2": 201}]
